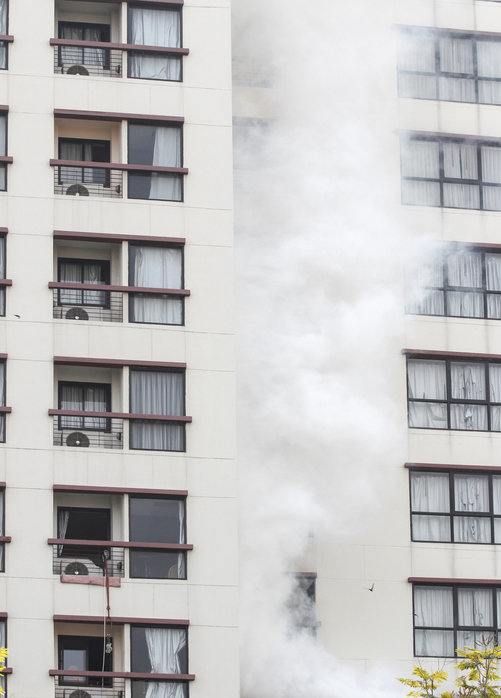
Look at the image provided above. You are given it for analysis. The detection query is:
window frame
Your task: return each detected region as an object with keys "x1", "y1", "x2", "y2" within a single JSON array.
[
  {"x1": 413, "y1": 583, "x2": 501, "y2": 657},
  {"x1": 130, "y1": 623, "x2": 189, "y2": 674},
  {"x1": 0, "y1": 1, "x2": 9, "y2": 71},
  {"x1": 127, "y1": 121, "x2": 184, "y2": 202},
  {"x1": 127, "y1": 2, "x2": 183, "y2": 83},
  {"x1": 57, "y1": 257, "x2": 111, "y2": 308},
  {"x1": 127, "y1": 242, "x2": 185, "y2": 326},
  {"x1": 58, "y1": 380, "x2": 112, "y2": 432},
  {"x1": 406, "y1": 245, "x2": 501, "y2": 320},
  {"x1": 407, "y1": 354, "x2": 501, "y2": 432},
  {"x1": 398, "y1": 27, "x2": 501, "y2": 105},
  {"x1": 128, "y1": 367, "x2": 186, "y2": 452},
  {"x1": 128, "y1": 494, "x2": 187, "y2": 580},
  {"x1": 401, "y1": 134, "x2": 501, "y2": 211},
  {"x1": 57, "y1": 137, "x2": 111, "y2": 188},
  {"x1": 410, "y1": 468, "x2": 501, "y2": 543},
  {"x1": 57, "y1": 21, "x2": 111, "y2": 70}
]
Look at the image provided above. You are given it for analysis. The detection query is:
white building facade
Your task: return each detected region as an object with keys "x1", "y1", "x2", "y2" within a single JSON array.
[{"x1": 0, "y1": 1, "x2": 238, "y2": 697}]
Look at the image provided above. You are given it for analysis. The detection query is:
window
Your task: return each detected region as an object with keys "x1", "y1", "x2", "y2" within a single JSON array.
[
  {"x1": 127, "y1": 4, "x2": 182, "y2": 81},
  {"x1": 0, "y1": 490, "x2": 5, "y2": 573},
  {"x1": 407, "y1": 355, "x2": 501, "y2": 431},
  {"x1": 128, "y1": 122, "x2": 182, "y2": 201},
  {"x1": 0, "y1": 0, "x2": 8, "y2": 70},
  {"x1": 56, "y1": 506, "x2": 111, "y2": 576},
  {"x1": 413, "y1": 584, "x2": 501, "y2": 657},
  {"x1": 58, "y1": 137, "x2": 111, "y2": 187},
  {"x1": 58, "y1": 21, "x2": 110, "y2": 69},
  {"x1": 58, "y1": 258, "x2": 110, "y2": 308},
  {"x1": 0, "y1": 235, "x2": 6, "y2": 317},
  {"x1": 401, "y1": 136, "x2": 501, "y2": 211},
  {"x1": 398, "y1": 29, "x2": 501, "y2": 105},
  {"x1": 129, "y1": 245, "x2": 184, "y2": 325},
  {"x1": 410, "y1": 469, "x2": 501, "y2": 543},
  {"x1": 0, "y1": 114, "x2": 7, "y2": 192},
  {"x1": 130, "y1": 625, "x2": 188, "y2": 698},
  {"x1": 0, "y1": 361, "x2": 6, "y2": 443},
  {"x1": 406, "y1": 246, "x2": 501, "y2": 319},
  {"x1": 287, "y1": 575, "x2": 317, "y2": 635},
  {"x1": 59, "y1": 635, "x2": 112, "y2": 685},
  {"x1": 129, "y1": 496, "x2": 186, "y2": 579},
  {"x1": 58, "y1": 381, "x2": 111, "y2": 431},
  {"x1": 129, "y1": 369, "x2": 185, "y2": 451}
]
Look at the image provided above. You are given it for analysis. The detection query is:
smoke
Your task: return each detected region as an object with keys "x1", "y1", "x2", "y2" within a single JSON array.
[{"x1": 233, "y1": 1, "x2": 427, "y2": 696}]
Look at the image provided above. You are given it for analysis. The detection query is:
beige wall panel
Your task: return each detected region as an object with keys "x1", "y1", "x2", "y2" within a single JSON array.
[
  {"x1": 184, "y1": 88, "x2": 232, "y2": 127},
  {"x1": 187, "y1": 497, "x2": 238, "y2": 585},
  {"x1": 184, "y1": 125, "x2": 233, "y2": 210},
  {"x1": 186, "y1": 458, "x2": 237, "y2": 498},
  {"x1": 408, "y1": 429, "x2": 501, "y2": 466},
  {"x1": 410, "y1": 542, "x2": 501, "y2": 578},
  {"x1": 185, "y1": 334, "x2": 234, "y2": 372},
  {"x1": 184, "y1": 209, "x2": 233, "y2": 247},
  {"x1": 188, "y1": 626, "x2": 239, "y2": 697},
  {"x1": 434, "y1": 0, "x2": 476, "y2": 29},
  {"x1": 398, "y1": 98, "x2": 440, "y2": 135},
  {"x1": 186, "y1": 245, "x2": 234, "y2": 333},
  {"x1": 183, "y1": 8, "x2": 231, "y2": 90},
  {"x1": 186, "y1": 370, "x2": 235, "y2": 458},
  {"x1": 476, "y1": 2, "x2": 501, "y2": 32},
  {"x1": 395, "y1": 0, "x2": 435, "y2": 25},
  {"x1": 188, "y1": 584, "x2": 238, "y2": 627}
]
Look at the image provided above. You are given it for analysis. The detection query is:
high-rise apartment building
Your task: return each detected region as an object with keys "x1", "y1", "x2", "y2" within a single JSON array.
[{"x1": 0, "y1": 1, "x2": 238, "y2": 697}]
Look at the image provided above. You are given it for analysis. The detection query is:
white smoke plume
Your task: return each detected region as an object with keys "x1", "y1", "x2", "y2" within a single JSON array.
[{"x1": 232, "y1": 1, "x2": 429, "y2": 696}]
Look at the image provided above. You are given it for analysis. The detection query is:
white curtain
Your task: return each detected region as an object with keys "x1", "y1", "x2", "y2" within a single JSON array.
[
  {"x1": 450, "y1": 362, "x2": 485, "y2": 400},
  {"x1": 408, "y1": 360, "x2": 447, "y2": 400},
  {"x1": 479, "y1": 80, "x2": 501, "y2": 106},
  {"x1": 482, "y1": 146, "x2": 501, "y2": 183},
  {"x1": 414, "y1": 586, "x2": 454, "y2": 657},
  {"x1": 444, "y1": 143, "x2": 477, "y2": 179},
  {"x1": 458, "y1": 588, "x2": 492, "y2": 627},
  {"x1": 57, "y1": 509, "x2": 70, "y2": 556},
  {"x1": 411, "y1": 472, "x2": 450, "y2": 541},
  {"x1": 401, "y1": 179, "x2": 441, "y2": 206},
  {"x1": 145, "y1": 628, "x2": 187, "y2": 698},
  {"x1": 401, "y1": 140, "x2": 440, "y2": 178},
  {"x1": 0, "y1": 0, "x2": 7, "y2": 71},
  {"x1": 150, "y1": 127, "x2": 182, "y2": 201},
  {"x1": 60, "y1": 384, "x2": 107, "y2": 431},
  {"x1": 397, "y1": 34, "x2": 436, "y2": 72},
  {"x1": 478, "y1": 41, "x2": 501, "y2": 78},
  {"x1": 447, "y1": 251, "x2": 482, "y2": 287},
  {"x1": 128, "y1": 7, "x2": 181, "y2": 81},
  {"x1": 130, "y1": 246, "x2": 183, "y2": 325},
  {"x1": 398, "y1": 73, "x2": 437, "y2": 100},
  {"x1": 0, "y1": 115, "x2": 6, "y2": 192},
  {"x1": 439, "y1": 77, "x2": 476, "y2": 103},
  {"x1": 446, "y1": 291, "x2": 483, "y2": 317},
  {"x1": 443, "y1": 183, "x2": 480, "y2": 209},
  {"x1": 60, "y1": 25, "x2": 105, "y2": 67},
  {"x1": 439, "y1": 37, "x2": 474, "y2": 73},
  {"x1": 129, "y1": 371, "x2": 184, "y2": 451},
  {"x1": 486, "y1": 254, "x2": 501, "y2": 317}
]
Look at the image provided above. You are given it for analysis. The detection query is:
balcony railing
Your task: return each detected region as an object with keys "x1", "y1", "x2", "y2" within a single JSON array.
[
  {"x1": 48, "y1": 539, "x2": 194, "y2": 578},
  {"x1": 50, "y1": 38, "x2": 190, "y2": 79},
  {"x1": 50, "y1": 285, "x2": 123, "y2": 323},
  {"x1": 51, "y1": 161, "x2": 123, "y2": 198},
  {"x1": 50, "y1": 540, "x2": 125, "y2": 578},
  {"x1": 49, "y1": 283, "x2": 191, "y2": 323},
  {"x1": 51, "y1": 412, "x2": 124, "y2": 450},
  {"x1": 52, "y1": 673, "x2": 125, "y2": 698},
  {"x1": 49, "y1": 411, "x2": 192, "y2": 450}
]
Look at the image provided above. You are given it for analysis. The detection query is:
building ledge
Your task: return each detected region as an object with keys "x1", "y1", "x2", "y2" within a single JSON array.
[{"x1": 60, "y1": 574, "x2": 121, "y2": 587}]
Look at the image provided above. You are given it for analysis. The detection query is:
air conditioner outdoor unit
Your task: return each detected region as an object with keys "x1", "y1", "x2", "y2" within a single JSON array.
[
  {"x1": 65, "y1": 307, "x2": 89, "y2": 321},
  {"x1": 69, "y1": 690, "x2": 92, "y2": 698},
  {"x1": 65, "y1": 64, "x2": 89, "y2": 76},
  {"x1": 66, "y1": 431, "x2": 90, "y2": 448},
  {"x1": 64, "y1": 561, "x2": 89, "y2": 576},
  {"x1": 65, "y1": 183, "x2": 89, "y2": 196}
]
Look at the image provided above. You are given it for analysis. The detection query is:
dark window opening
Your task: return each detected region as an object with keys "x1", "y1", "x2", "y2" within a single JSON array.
[
  {"x1": 58, "y1": 381, "x2": 112, "y2": 432},
  {"x1": 58, "y1": 21, "x2": 111, "y2": 69},
  {"x1": 58, "y1": 258, "x2": 110, "y2": 308},
  {"x1": 59, "y1": 635, "x2": 112, "y2": 686},
  {"x1": 57, "y1": 506, "x2": 111, "y2": 572},
  {"x1": 58, "y1": 138, "x2": 111, "y2": 187}
]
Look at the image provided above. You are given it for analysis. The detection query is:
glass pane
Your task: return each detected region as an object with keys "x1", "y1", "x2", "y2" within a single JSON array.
[
  {"x1": 493, "y1": 476, "x2": 501, "y2": 514},
  {"x1": 450, "y1": 362, "x2": 485, "y2": 400},
  {"x1": 407, "y1": 289, "x2": 445, "y2": 315},
  {"x1": 398, "y1": 33, "x2": 436, "y2": 72},
  {"x1": 486, "y1": 254, "x2": 501, "y2": 291},
  {"x1": 447, "y1": 251, "x2": 483, "y2": 288},
  {"x1": 411, "y1": 472, "x2": 450, "y2": 512},
  {"x1": 401, "y1": 179, "x2": 441, "y2": 206},
  {"x1": 443, "y1": 183, "x2": 480, "y2": 209},
  {"x1": 408, "y1": 360, "x2": 447, "y2": 400},
  {"x1": 398, "y1": 73, "x2": 437, "y2": 99},
  {"x1": 439, "y1": 37, "x2": 474, "y2": 73},
  {"x1": 478, "y1": 41, "x2": 501, "y2": 78},
  {"x1": 482, "y1": 147, "x2": 501, "y2": 183},
  {"x1": 439, "y1": 77, "x2": 476, "y2": 102},
  {"x1": 414, "y1": 586, "x2": 453, "y2": 627},
  {"x1": 487, "y1": 295, "x2": 501, "y2": 319},
  {"x1": 401, "y1": 140, "x2": 440, "y2": 178},
  {"x1": 412, "y1": 515, "x2": 451, "y2": 541},
  {"x1": 408, "y1": 402, "x2": 448, "y2": 428},
  {"x1": 129, "y1": 550, "x2": 186, "y2": 579},
  {"x1": 454, "y1": 474, "x2": 490, "y2": 512},
  {"x1": 454, "y1": 516, "x2": 491, "y2": 542},
  {"x1": 479, "y1": 80, "x2": 501, "y2": 105},
  {"x1": 457, "y1": 630, "x2": 494, "y2": 651},
  {"x1": 443, "y1": 143, "x2": 478, "y2": 179},
  {"x1": 446, "y1": 291, "x2": 484, "y2": 317},
  {"x1": 483, "y1": 186, "x2": 501, "y2": 211},
  {"x1": 415, "y1": 629, "x2": 455, "y2": 657},
  {"x1": 458, "y1": 588, "x2": 493, "y2": 626},
  {"x1": 450, "y1": 404, "x2": 488, "y2": 430},
  {"x1": 130, "y1": 497, "x2": 184, "y2": 543}
]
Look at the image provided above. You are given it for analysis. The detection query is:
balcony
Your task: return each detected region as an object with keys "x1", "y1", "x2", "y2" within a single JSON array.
[
  {"x1": 50, "y1": 540, "x2": 125, "y2": 578},
  {"x1": 52, "y1": 162, "x2": 123, "y2": 198},
  {"x1": 49, "y1": 284, "x2": 190, "y2": 324},
  {"x1": 51, "y1": 411, "x2": 123, "y2": 449}
]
